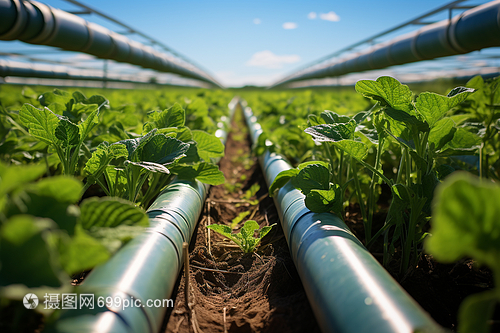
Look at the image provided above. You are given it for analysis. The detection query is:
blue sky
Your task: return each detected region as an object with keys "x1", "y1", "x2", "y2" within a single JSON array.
[{"x1": 2, "y1": 0, "x2": 497, "y2": 87}]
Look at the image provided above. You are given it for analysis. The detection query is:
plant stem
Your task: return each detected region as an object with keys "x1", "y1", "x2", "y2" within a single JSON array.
[
  {"x1": 396, "y1": 148, "x2": 405, "y2": 184},
  {"x1": 479, "y1": 142, "x2": 484, "y2": 178},
  {"x1": 96, "y1": 178, "x2": 111, "y2": 196},
  {"x1": 352, "y1": 157, "x2": 369, "y2": 242},
  {"x1": 357, "y1": 159, "x2": 393, "y2": 186},
  {"x1": 54, "y1": 146, "x2": 67, "y2": 175},
  {"x1": 405, "y1": 148, "x2": 411, "y2": 187},
  {"x1": 338, "y1": 150, "x2": 344, "y2": 186},
  {"x1": 401, "y1": 185, "x2": 421, "y2": 275},
  {"x1": 69, "y1": 143, "x2": 83, "y2": 175},
  {"x1": 323, "y1": 142, "x2": 338, "y2": 184},
  {"x1": 6, "y1": 116, "x2": 30, "y2": 136},
  {"x1": 367, "y1": 136, "x2": 384, "y2": 232}
]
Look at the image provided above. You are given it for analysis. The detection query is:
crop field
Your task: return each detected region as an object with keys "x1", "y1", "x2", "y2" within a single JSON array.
[
  {"x1": 0, "y1": 75, "x2": 499, "y2": 333},
  {"x1": 2, "y1": 0, "x2": 500, "y2": 332}
]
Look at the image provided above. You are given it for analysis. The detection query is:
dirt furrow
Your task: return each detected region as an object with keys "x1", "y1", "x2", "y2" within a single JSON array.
[{"x1": 162, "y1": 109, "x2": 321, "y2": 333}]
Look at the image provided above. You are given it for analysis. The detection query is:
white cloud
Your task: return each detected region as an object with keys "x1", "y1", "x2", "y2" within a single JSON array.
[
  {"x1": 320, "y1": 11, "x2": 340, "y2": 22},
  {"x1": 246, "y1": 50, "x2": 300, "y2": 69},
  {"x1": 253, "y1": 18, "x2": 261, "y2": 25},
  {"x1": 282, "y1": 22, "x2": 298, "y2": 30},
  {"x1": 308, "y1": 12, "x2": 317, "y2": 19}
]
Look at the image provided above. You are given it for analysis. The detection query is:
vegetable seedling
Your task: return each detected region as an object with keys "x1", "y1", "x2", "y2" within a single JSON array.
[{"x1": 207, "y1": 220, "x2": 275, "y2": 253}]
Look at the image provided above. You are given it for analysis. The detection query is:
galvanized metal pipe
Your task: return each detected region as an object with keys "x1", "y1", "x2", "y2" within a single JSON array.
[
  {"x1": 0, "y1": 60, "x2": 211, "y2": 87},
  {"x1": 242, "y1": 105, "x2": 441, "y2": 333},
  {"x1": 272, "y1": 0, "x2": 500, "y2": 87},
  {"x1": 0, "y1": 0, "x2": 222, "y2": 87}
]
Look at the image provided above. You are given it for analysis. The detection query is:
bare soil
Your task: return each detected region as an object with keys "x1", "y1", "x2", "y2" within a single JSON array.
[{"x1": 162, "y1": 110, "x2": 321, "y2": 333}]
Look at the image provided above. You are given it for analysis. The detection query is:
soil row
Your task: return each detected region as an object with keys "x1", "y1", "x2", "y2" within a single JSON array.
[{"x1": 161, "y1": 109, "x2": 321, "y2": 333}]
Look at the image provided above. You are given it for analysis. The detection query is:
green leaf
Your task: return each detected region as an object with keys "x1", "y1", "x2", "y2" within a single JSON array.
[
  {"x1": 291, "y1": 164, "x2": 330, "y2": 193},
  {"x1": 79, "y1": 196, "x2": 149, "y2": 229},
  {"x1": 259, "y1": 224, "x2": 275, "y2": 238},
  {"x1": 158, "y1": 126, "x2": 193, "y2": 142},
  {"x1": 304, "y1": 187, "x2": 342, "y2": 214},
  {"x1": 141, "y1": 134, "x2": 190, "y2": 165},
  {"x1": 447, "y1": 86, "x2": 476, "y2": 98},
  {"x1": 87, "y1": 225, "x2": 147, "y2": 254},
  {"x1": 320, "y1": 110, "x2": 351, "y2": 124},
  {"x1": 304, "y1": 120, "x2": 356, "y2": 142},
  {"x1": 241, "y1": 220, "x2": 260, "y2": 237},
  {"x1": 426, "y1": 172, "x2": 500, "y2": 267},
  {"x1": 207, "y1": 224, "x2": 240, "y2": 245},
  {"x1": 307, "y1": 114, "x2": 324, "y2": 126},
  {"x1": 55, "y1": 116, "x2": 80, "y2": 147},
  {"x1": 416, "y1": 88, "x2": 474, "y2": 127},
  {"x1": 192, "y1": 130, "x2": 224, "y2": 161},
  {"x1": 0, "y1": 215, "x2": 62, "y2": 288},
  {"x1": 144, "y1": 103, "x2": 185, "y2": 131},
  {"x1": 458, "y1": 290, "x2": 497, "y2": 333},
  {"x1": 84, "y1": 142, "x2": 128, "y2": 177},
  {"x1": 22, "y1": 86, "x2": 38, "y2": 99},
  {"x1": 39, "y1": 89, "x2": 72, "y2": 107},
  {"x1": 269, "y1": 169, "x2": 298, "y2": 197},
  {"x1": 231, "y1": 211, "x2": 251, "y2": 229},
  {"x1": 27, "y1": 176, "x2": 83, "y2": 204},
  {"x1": 178, "y1": 141, "x2": 201, "y2": 164},
  {"x1": 428, "y1": 118, "x2": 456, "y2": 152},
  {"x1": 207, "y1": 221, "x2": 275, "y2": 253},
  {"x1": 333, "y1": 140, "x2": 368, "y2": 161},
  {"x1": 243, "y1": 183, "x2": 260, "y2": 200},
  {"x1": 0, "y1": 162, "x2": 46, "y2": 198},
  {"x1": 187, "y1": 98, "x2": 209, "y2": 117},
  {"x1": 384, "y1": 107, "x2": 429, "y2": 132},
  {"x1": 19, "y1": 104, "x2": 59, "y2": 145},
  {"x1": 297, "y1": 160, "x2": 330, "y2": 170},
  {"x1": 391, "y1": 184, "x2": 410, "y2": 210},
  {"x1": 6, "y1": 176, "x2": 82, "y2": 235},
  {"x1": 77, "y1": 106, "x2": 100, "y2": 142},
  {"x1": 129, "y1": 160, "x2": 171, "y2": 174},
  {"x1": 103, "y1": 166, "x2": 127, "y2": 194},
  {"x1": 171, "y1": 162, "x2": 225, "y2": 185},
  {"x1": 58, "y1": 228, "x2": 110, "y2": 275},
  {"x1": 120, "y1": 129, "x2": 157, "y2": 161},
  {"x1": 438, "y1": 128, "x2": 481, "y2": 156},
  {"x1": 355, "y1": 76, "x2": 413, "y2": 112}
]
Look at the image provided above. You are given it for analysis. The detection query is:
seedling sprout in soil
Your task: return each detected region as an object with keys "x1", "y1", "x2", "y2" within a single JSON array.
[{"x1": 207, "y1": 220, "x2": 276, "y2": 254}]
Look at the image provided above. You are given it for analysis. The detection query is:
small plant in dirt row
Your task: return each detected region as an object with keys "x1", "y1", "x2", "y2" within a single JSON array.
[
  {"x1": 207, "y1": 220, "x2": 276, "y2": 253},
  {"x1": 426, "y1": 172, "x2": 500, "y2": 333}
]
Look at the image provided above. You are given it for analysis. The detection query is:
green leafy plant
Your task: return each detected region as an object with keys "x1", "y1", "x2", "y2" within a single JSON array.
[
  {"x1": 0, "y1": 162, "x2": 148, "y2": 293},
  {"x1": 84, "y1": 103, "x2": 225, "y2": 206},
  {"x1": 18, "y1": 91, "x2": 108, "y2": 176},
  {"x1": 207, "y1": 220, "x2": 275, "y2": 253},
  {"x1": 354, "y1": 77, "x2": 478, "y2": 273},
  {"x1": 269, "y1": 161, "x2": 344, "y2": 215},
  {"x1": 426, "y1": 172, "x2": 500, "y2": 333},
  {"x1": 268, "y1": 76, "x2": 480, "y2": 275},
  {"x1": 456, "y1": 75, "x2": 500, "y2": 180}
]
